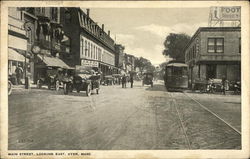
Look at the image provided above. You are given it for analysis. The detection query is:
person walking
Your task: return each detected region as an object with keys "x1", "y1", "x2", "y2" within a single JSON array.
[
  {"x1": 130, "y1": 75, "x2": 134, "y2": 88},
  {"x1": 221, "y1": 76, "x2": 227, "y2": 95},
  {"x1": 122, "y1": 74, "x2": 127, "y2": 88},
  {"x1": 15, "y1": 64, "x2": 23, "y2": 85}
]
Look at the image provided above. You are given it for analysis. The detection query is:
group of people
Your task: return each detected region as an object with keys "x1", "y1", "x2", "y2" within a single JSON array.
[{"x1": 121, "y1": 74, "x2": 134, "y2": 88}]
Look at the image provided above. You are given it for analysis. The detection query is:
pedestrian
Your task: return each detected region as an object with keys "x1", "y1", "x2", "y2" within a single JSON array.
[
  {"x1": 15, "y1": 64, "x2": 23, "y2": 85},
  {"x1": 122, "y1": 74, "x2": 126, "y2": 88},
  {"x1": 130, "y1": 75, "x2": 134, "y2": 88}
]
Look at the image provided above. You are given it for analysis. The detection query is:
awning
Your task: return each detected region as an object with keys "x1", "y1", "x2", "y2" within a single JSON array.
[
  {"x1": 37, "y1": 54, "x2": 70, "y2": 69},
  {"x1": 8, "y1": 48, "x2": 25, "y2": 62}
]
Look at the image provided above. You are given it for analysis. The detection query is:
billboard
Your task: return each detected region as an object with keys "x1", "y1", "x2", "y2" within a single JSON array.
[{"x1": 211, "y1": 6, "x2": 241, "y2": 21}]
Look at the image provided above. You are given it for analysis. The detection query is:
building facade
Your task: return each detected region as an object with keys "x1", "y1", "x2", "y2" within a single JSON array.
[
  {"x1": 22, "y1": 7, "x2": 70, "y2": 83},
  {"x1": 8, "y1": 8, "x2": 29, "y2": 84},
  {"x1": 184, "y1": 27, "x2": 241, "y2": 86},
  {"x1": 114, "y1": 44, "x2": 126, "y2": 71},
  {"x1": 124, "y1": 53, "x2": 135, "y2": 73},
  {"x1": 60, "y1": 8, "x2": 118, "y2": 75}
]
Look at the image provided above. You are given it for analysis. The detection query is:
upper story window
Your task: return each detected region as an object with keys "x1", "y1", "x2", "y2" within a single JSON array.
[{"x1": 207, "y1": 38, "x2": 224, "y2": 53}]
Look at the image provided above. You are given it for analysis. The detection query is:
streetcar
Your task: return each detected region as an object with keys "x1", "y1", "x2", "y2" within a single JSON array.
[{"x1": 164, "y1": 61, "x2": 188, "y2": 91}]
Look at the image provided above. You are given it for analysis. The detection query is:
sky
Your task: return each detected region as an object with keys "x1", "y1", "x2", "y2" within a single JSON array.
[{"x1": 85, "y1": 8, "x2": 210, "y2": 65}]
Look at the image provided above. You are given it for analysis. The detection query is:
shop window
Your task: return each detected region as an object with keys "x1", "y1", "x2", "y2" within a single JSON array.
[{"x1": 207, "y1": 38, "x2": 224, "y2": 53}]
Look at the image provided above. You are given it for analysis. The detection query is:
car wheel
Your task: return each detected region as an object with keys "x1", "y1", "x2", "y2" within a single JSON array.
[
  {"x1": 86, "y1": 84, "x2": 91, "y2": 97},
  {"x1": 63, "y1": 83, "x2": 68, "y2": 95},
  {"x1": 8, "y1": 81, "x2": 12, "y2": 95},
  {"x1": 37, "y1": 80, "x2": 41, "y2": 89},
  {"x1": 55, "y1": 80, "x2": 60, "y2": 91}
]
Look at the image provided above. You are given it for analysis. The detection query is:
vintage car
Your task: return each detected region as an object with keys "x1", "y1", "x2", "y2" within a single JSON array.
[
  {"x1": 63, "y1": 67, "x2": 101, "y2": 96},
  {"x1": 142, "y1": 72, "x2": 153, "y2": 87},
  {"x1": 36, "y1": 67, "x2": 64, "y2": 91}
]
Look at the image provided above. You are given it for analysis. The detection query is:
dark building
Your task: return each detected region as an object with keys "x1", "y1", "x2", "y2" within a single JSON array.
[
  {"x1": 184, "y1": 27, "x2": 241, "y2": 87},
  {"x1": 17, "y1": 7, "x2": 70, "y2": 83},
  {"x1": 114, "y1": 44, "x2": 125, "y2": 71},
  {"x1": 60, "y1": 8, "x2": 118, "y2": 75}
]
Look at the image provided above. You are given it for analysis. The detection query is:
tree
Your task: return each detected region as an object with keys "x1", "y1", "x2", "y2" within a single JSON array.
[
  {"x1": 162, "y1": 33, "x2": 191, "y2": 62},
  {"x1": 134, "y1": 57, "x2": 154, "y2": 74}
]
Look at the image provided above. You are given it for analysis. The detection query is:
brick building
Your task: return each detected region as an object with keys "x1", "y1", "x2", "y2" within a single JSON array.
[
  {"x1": 60, "y1": 8, "x2": 118, "y2": 75},
  {"x1": 184, "y1": 27, "x2": 241, "y2": 86}
]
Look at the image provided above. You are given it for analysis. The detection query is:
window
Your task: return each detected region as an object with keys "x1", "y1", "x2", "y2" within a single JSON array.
[
  {"x1": 207, "y1": 38, "x2": 224, "y2": 53},
  {"x1": 91, "y1": 44, "x2": 93, "y2": 59},
  {"x1": 85, "y1": 41, "x2": 87, "y2": 57},
  {"x1": 80, "y1": 38, "x2": 83, "y2": 56},
  {"x1": 88, "y1": 42, "x2": 90, "y2": 57}
]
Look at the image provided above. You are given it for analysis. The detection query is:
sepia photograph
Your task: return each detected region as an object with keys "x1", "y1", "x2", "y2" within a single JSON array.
[{"x1": 1, "y1": 1, "x2": 249, "y2": 159}]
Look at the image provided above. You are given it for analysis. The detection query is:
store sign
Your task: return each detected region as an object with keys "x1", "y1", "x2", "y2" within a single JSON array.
[
  {"x1": 211, "y1": 6, "x2": 241, "y2": 21},
  {"x1": 81, "y1": 59, "x2": 99, "y2": 67}
]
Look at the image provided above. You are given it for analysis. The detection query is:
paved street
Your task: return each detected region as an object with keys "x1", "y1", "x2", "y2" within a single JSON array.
[{"x1": 8, "y1": 81, "x2": 241, "y2": 150}]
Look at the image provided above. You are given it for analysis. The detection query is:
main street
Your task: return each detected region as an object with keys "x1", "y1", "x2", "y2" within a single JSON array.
[{"x1": 8, "y1": 81, "x2": 241, "y2": 150}]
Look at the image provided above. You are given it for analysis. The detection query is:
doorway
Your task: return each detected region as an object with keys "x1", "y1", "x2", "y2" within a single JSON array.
[{"x1": 206, "y1": 64, "x2": 216, "y2": 79}]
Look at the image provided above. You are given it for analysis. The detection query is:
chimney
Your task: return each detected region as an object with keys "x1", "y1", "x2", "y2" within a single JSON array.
[
  {"x1": 86, "y1": 9, "x2": 90, "y2": 17},
  {"x1": 108, "y1": 30, "x2": 110, "y2": 36},
  {"x1": 102, "y1": 24, "x2": 104, "y2": 31}
]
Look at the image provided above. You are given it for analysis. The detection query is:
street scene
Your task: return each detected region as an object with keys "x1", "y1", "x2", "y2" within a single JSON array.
[
  {"x1": 7, "y1": 7, "x2": 241, "y2": 150},
  {"x1": 9, "y1": 81, "x2": 241, "y2": 150}
]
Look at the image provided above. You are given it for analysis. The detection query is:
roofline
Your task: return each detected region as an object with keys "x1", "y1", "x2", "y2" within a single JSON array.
[{"x1": 183, "y1": 27, "x2": 241, "y2": 52}]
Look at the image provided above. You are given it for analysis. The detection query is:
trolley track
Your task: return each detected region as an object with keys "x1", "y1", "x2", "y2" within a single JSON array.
[{"x1": 167, "y1": 91, "x2": 241, "y2": 149}]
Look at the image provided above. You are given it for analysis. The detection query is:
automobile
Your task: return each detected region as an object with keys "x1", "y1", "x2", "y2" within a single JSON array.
[
  {"x1": 142, "y1": 72, "x2": 153, "y2": 87},
  {"x1": 36, "y1": 67, "x2": 64, "y2": 91},
  {"x1": 63, "y1": 66, "x2": 101, "y2": 96}
]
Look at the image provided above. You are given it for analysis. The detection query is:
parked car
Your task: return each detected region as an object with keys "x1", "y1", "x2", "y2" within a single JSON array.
[
  {"x1": 142, "y1": 72, "x2": 153, "y2": 87},
  {"x1": 63, "y1": 67, "x2": 100, "y2": 96},
  {"x1": 36, "y1": 67, "x2": 64, "y2": 90}
]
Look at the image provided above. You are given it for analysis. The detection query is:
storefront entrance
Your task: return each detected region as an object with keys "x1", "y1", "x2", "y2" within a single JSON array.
[{"x1": 206, "y1": 64, "x2": 216, "y2": 79}]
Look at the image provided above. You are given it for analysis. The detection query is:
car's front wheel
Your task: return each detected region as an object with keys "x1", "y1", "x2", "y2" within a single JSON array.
[
  {"x1": 86, "y1": 84, "x2": 91, "y2": 97},
  {"x1": 55, "y1": 80, "x2": 60, "y2": 91},
  {"x1": 63, "y1": 83, "x2": 68, "y2": 95},
  {"x1": 8, "y1": 81, "x2": 12, "y2": 95}
]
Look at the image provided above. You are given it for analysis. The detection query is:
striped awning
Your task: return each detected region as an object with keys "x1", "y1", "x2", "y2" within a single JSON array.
[{"x1": 8, "y1": 48, "x2": 26, "y2": 62}]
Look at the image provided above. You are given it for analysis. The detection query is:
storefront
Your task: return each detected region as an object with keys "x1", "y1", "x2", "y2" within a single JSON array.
[{"x1": 184, "y1": 27, "x2": 241, "y2": 87}]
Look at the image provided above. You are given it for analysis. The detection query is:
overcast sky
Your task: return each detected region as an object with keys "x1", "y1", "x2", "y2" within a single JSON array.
[{"x1": 85, "y1": 8, "x2": 210, "y2": 65}]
